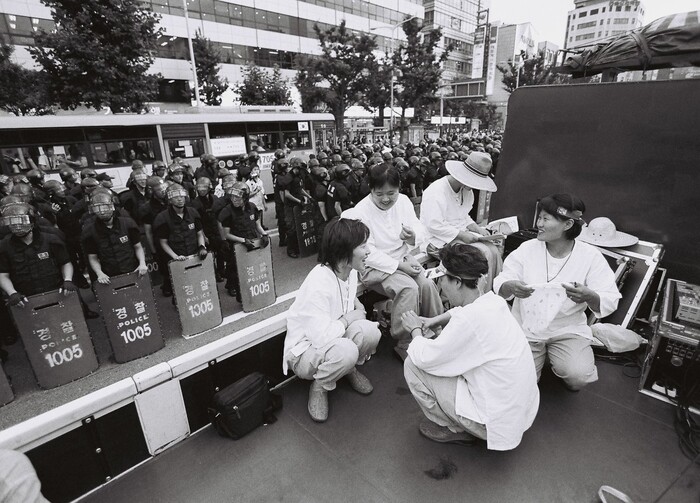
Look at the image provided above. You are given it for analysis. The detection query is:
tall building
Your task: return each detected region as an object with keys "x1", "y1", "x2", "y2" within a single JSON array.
[
  {"x1": 421, "y1": 0, "x2": 486, "y2": 82},
  {"x1": 564, "y1": 0, "x2": 645, "y2": 50},
  {"x1": 538, "y1": 40, "x2": 560, "y2": 67},
  {"x1": 0, "y1": 0, "x2": 424, "y2": 104}
]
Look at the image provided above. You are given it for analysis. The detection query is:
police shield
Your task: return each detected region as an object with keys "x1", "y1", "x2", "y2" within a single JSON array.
[
  {"x1": 10, "y1": 291, "x2": 98, "y2": 389},
  {"x1": 294, "y1": 204, "x2": 319, "y2": 258},
  {"x1": 0, "y1": 362, "x2": 13, "y2": 406},
  {"x1": 170, "y1": 254, "x2": 222, "y2": 338},
  {"x1": 94, "y1": 272, "x2": 165, "y2": 363},
  {"x1": 234, "y1": 240, "x2": 276, "y2": 312}
]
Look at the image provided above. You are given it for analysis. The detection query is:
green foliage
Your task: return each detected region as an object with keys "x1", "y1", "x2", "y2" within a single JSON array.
[
  {"x1": 234, "y1": 64, "x2": 293, "y2": 106},
  {"x1": 298, "y1": 21, "x2": 378, "y2": 140},
  {"x1": 294, "y1": 55, "x2": 328, "y2": 113},
  {"x1": 393, "y1": 18, "x2": 450, "y2": 141},
  {"x1": 497, "y1": 50, "x2": 567, "y2": 94},
  {"x1": 193, "y1": 30, "x2": 229, "y2": 106},
  {"x1": 0, "y1": 40, "x2": 53, "y2": 115},
  {"x1": 29, "y1": 0, "x2": 162, "y2": 113},
  {"x1": 357, "y1": 53, "x2": 391, "y2": 123}
]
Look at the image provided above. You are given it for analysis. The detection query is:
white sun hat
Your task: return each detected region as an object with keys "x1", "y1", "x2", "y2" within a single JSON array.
[{"x1": 578, "y1": 217, "x2": 638, "y2": 248}]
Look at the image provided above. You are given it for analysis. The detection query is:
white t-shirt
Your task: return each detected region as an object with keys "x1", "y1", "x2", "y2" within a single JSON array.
[
  {"x1": 420, "y1": 177, "x2": 476, "y2": 248},
  {"x1": 492, "y1": 239, "x2": 622, "y2": 341},
  {"x1": 342, "y1": 194, "x2": 426, "y2": 274},
  {"x1": 407, "y1": 292, "x2": 540, "y2": 451},
  {"x1": 283, "y1": 264, "x2": 357, "y2": 373}
]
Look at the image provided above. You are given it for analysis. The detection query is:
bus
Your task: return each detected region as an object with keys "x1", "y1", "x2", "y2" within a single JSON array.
[{"x1": 0, "y1": 108, "x2": 337, "y2": 193}]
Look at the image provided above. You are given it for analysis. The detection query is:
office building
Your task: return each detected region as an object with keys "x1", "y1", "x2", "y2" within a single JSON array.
[
  {"x1": 538, "y1": 40, "x2": 560, "y2": 67},
  {"x1": 564, "y1": 0, "x2": 645, "y2": 50},
  {"x1": 0, "y1": 0, "x2": 423, "y2": 104}
]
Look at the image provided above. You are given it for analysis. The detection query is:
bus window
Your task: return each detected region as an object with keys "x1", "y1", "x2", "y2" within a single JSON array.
[
  {"x1": 247, "y1": 132, "x2": 280, "y2": 152},
  {"x1": 166, "y1": 138, "x2": 205, "y2": 165},
  {"x1": 91, "y1": 140, "x2": 157, "y2": 166},
  {"x1": 1, "y1": 147, "x2": 40, "y2": 174},
  {"x1": 283, "y1": 131, "x2": 311, "y2": 150},
  {"x1": 1, "y1": 145, "x2": 88, "y2": 173}
]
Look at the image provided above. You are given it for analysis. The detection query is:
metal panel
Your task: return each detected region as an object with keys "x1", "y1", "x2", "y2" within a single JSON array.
[
  {"x1": 294, "y1": 204, "x2": 319, "y2": 258},
  {"x1": 94, "y1": 272, "x2": 165, "y2": 363},
  {"x1": 10, "y1": 290, "x2": 98, "y2": 389},
  {"x1": 160, "y1": 123, "x2": 206, "y2": 139},
  {"x1": 170, "y1": 254, "x2": 222, "y2": 338},
  {"x1": 0, "y1": 361, "x2": 13, "y2": 406},
  {"x1": 234, "y1": 241, "x2": 276, "y2": 312},
  {"x1": 135, "y1": 379, "x2": 189, "y2": 455}
]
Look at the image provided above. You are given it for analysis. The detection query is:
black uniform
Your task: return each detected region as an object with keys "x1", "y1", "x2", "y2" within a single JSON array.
[
  {"x1": 140, "y1": 198, "x2": 169, "y2": 293},
  {"x1": 81, "y1": 216, "x2": 141, "y2": 277},
  {"x1": 190, "y1": 194, "x2": 227, "y2": 279},
  {"x1": 120, "y1": 186, "x2": 148, "y2": 225},
  {"x1": 0, "y1": 229, "x2": 69, "y2": 296},
  {"x1": 218, "y1": 202, "x2": 259, "y2": 297},
  {"x1": 277, "y1": 170, "x2": 305, "y2": 256},
  {"x1": 153, "y1": 206, "x2": 203, "y2": 295}
]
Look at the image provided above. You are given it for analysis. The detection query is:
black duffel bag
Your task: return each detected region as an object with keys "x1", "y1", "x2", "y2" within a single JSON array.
[{"x1": 207, "y1": 372, "x2": 281, "y2": 440}]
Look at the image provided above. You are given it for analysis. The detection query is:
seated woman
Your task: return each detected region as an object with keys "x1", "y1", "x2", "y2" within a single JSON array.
[
  {"x1": 402, "y1": 243, "x2": 539, "y2": 451},
  {"x1": 283, "y1": 218, "x2": 381, "y2": 423},
  {"x1": 341, "y1": 163, "x2": 443, "y2": 360},
  {"x1": 492, "y1": 194, "x2": 622, "y2": 391}
]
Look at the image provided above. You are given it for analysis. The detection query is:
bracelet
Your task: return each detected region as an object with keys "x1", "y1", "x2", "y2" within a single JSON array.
[{"x1": 411, "y1": 327, "x2": 422, "y2": 337}]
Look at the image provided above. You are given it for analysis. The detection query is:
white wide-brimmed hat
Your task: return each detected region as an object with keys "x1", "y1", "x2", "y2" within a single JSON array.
[
  {"x1": 578, "y1": 217, "x2": 638, "y2": 248},
  {"x1": 445, "y1": 152, "x2": 497, "y2": 192}
]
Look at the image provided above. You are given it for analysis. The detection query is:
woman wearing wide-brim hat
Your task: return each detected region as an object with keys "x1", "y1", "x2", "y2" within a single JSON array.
[{"x1": 493, "y1": 194, "x2": 622, "y2": 391}]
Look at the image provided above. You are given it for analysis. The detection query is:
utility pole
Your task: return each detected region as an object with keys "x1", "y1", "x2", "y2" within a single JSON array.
[{"x1": 183, "y1": 0, "x2": 201, "y2": 107}]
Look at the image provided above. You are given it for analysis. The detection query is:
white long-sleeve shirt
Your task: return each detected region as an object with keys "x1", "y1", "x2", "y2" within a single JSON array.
[
  {"x1": 407, "y1": 292, "x2": 540, "y2": 451},
  {"x1": 492, "y1": 239, "x2": 621, "y2": 341},
  {"x1": 341, "y1": 194, "x2": 426, "y2": 274},
  {"x1": 420, "y1": 177, "x2": 476, "y2": 248},
  {"x1": 283, "y1": 264, "x2": 357, "y2": 374}
]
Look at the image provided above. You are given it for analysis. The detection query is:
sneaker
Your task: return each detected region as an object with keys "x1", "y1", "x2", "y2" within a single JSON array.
[
  {"x1": 287, "y1": 251, "x2": 299, "y2": 259},
  {"x1": 346, "y1": 368, "x2": 373, "y2": 395},
  {"x1": 308, "y1": 381, "x2": 328, "y2": 422},
  {"x1": 418, "y1": 418, "x2": 477, "y2": 446}
]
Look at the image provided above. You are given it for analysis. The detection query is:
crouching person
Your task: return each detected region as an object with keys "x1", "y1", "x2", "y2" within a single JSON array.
[
  {"x1": 283, "y1": 218, "x2": 381, "y2": 422},
  {"x1": 402, "y1": 243, "x2": 539, "y2": 451}
]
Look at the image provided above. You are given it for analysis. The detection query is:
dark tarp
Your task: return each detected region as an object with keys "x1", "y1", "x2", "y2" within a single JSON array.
[{"x1": 559, "y1": 10, "x2": 700, "y2": 77}]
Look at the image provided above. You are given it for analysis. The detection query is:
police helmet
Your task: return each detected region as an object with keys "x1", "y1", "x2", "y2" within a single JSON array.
[
  {"x1": 43, "y1": 180, "x2": 65, "y2": 196},
  {"x1": 59, "y1": 166, "x2": 77, "y2": 182},
  {"x1": 274, "y1": 149, "x2": 285, "y2": 160},
  {"x1": 81, "y1": 168, "x2": 98, "y2": 179},
  {"x1": 166, "y1": 183, "x2": 188, "y2": 200},
  {"x1": 228, "y1": 181, "x2": 249, "y2": 200},
  {"x1": 289, "y1": 157, "x2": 307, "y2": 170}
]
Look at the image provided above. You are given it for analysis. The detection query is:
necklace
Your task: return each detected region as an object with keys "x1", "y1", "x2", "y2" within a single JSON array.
[
  {"x1": 545, "y1": 242, "x2": 575, "y2": 283},
  {"x1": 324, "y1": 264, "x2": 350, "y2": 313}
]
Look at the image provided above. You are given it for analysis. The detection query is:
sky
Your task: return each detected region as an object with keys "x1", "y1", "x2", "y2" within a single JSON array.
[{"x1": 487, "y1": 0, "x2": 700, "y2": 47}]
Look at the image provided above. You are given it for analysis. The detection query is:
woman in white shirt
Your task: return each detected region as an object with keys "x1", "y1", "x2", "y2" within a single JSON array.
[
  {"x1": 493, "y1": 194, "x2": 621, "y2": 391},
  {"x1": 283, "y1": 218, "x2": 381, "y2": 422},
  {"x1": 401, "y1": 243, "x2": 539, "y2": 450},
  {"x1": 342, "y1": 163, "x2": 443, "y2": 360}
]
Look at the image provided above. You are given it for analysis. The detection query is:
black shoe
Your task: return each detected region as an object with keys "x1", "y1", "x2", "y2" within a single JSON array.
[
  {"x1": 162, "y1": 288, "x2": 172, "y2": 297},
  {"x1": 227, "y1": 288, "x2": 238, "y2": 298},
  {"x1": 215, "y1": 274, "x2": 224, "y2": 283},
  {"x1": 287, "y1": 251, "x2": 299, "y2": 258},
  {"x1": 83, "y1": 309, "x2": 99, "y2": 320}
]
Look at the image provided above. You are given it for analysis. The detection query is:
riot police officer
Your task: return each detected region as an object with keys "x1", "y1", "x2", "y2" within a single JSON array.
[{"x1": 190, "y1": 177, "x2": 227, "y2": 282}]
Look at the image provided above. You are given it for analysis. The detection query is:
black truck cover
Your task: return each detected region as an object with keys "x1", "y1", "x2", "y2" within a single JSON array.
[
  {"x1": 560, "y1": 10, "x2": 700, "y2": 77},
  {"x1": 492, "y1": 79, "x2": 700, "y2": 282}
]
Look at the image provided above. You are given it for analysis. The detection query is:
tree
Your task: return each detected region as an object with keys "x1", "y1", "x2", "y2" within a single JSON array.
[
  {"x1": 234, "y1": 64, "x2": 293, "y2": 106},
  {"x1": 496, "y1": 50, "x2": 567, "y2": 94},
  {"x1": 30, "y1": 0, "x2": 162, "y2": 113},
  {"x1": 192, "y1": 30, "x2": 229, "y2": 106},
  {"x1": 294, "y1": 55, "x2": 328, "y2": 113},
  {"x1": 393, "y1": 18, "x2": 450, "y2": 142},
  {"x1": 357, "y1": 53, "x2": 392, "y2": 127},
  {"x1": 0, "y1": 40, "x2": 53, "y2": 115},
  {"x1": 302, "y1": 21, "x2": 377, "y2": 142}
]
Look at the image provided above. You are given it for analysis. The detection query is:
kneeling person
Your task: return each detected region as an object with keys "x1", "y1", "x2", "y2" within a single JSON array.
[
  {"x1": 402, "y1": 243, "x2": 539, "y2": 451},
  {"x1": 283, "y1": 218, "x2": 381, "y2": 422}
]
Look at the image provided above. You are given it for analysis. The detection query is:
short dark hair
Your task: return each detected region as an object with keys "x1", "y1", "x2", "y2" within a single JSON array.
[
  {"x1": 439, "y1": 242, "x2": 488, "y2": 289},
  {"x1": 318, "y1": 217, "x2": 370, "y2": 271},
  {"x1": 368, "y1": 162, "x2": 401, "y2": 190},
  {"x1": 539, "y1": 193, "x2": 586, "y2": 240}
]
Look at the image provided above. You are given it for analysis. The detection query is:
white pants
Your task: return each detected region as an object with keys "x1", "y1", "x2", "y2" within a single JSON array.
[
  {"x1": 404, "y1": 357, "x2": 487, "y2": 440},
  {"x1": 288, "y1": 320, "x2": 381, "y2": 391}
]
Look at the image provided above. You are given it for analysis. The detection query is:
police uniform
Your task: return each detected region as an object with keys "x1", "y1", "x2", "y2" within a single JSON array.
[
  {"x1": 140, "y1": 197, "x2": 169, "y2": 293},
  {"x1": 81, "y1": 216, "x2": 141, "y2": 277},
  {"x1": 120, "y1": 186, "x2": 148, "y2": 225},
  {"x1": 326, "y1": 179, "x2": 352, "y2": 220},
  {"x1": 190, "y1": 194, "x2": 227, "y2": 279},
  {"x1": 153, "y1": 206, "x2": 203, "y2": 294},
  {"x1": 0, "y1": 229, "x2": 69, "y2": 296},
  {"x1": 218, "y1": 201, "x2": 259, "y2": 297},
  {"x1": 277, "y1": 170, "x2": 305, "y2": 256}
]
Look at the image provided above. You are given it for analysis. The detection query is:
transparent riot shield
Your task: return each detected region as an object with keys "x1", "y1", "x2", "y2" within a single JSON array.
[
  {"x1": 234, "y1": 239, "x2": 276, "y2": 313},
  {"x1": 294, "y1": 204, "x2": 320, "y2": 258},
  {"x1": 94, "y1": 271, "x2": 165, "y2": 363},
  {"x1": 169, "y1": 254, "x2": 222, "y2": 338},
  {"x1": 10, "y1": 290, "x2": 98, "y2": 389}
]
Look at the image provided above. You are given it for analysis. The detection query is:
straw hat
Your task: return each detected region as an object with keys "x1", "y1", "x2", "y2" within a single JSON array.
[
  {"x1": 445, "y1": 152, "x2": 497, "y2": 192},
  {"x1": 578, "y1": 217, "x2": 638, "y2": 247}
]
